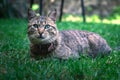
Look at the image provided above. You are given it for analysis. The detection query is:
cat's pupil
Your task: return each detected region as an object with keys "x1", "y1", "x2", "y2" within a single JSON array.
[
  {"x1": 33, "y1": 24, "x2": 38, "y2": 28},
  {"x1": 45, "y1": 25, "x2": 50, "y2": 29}
]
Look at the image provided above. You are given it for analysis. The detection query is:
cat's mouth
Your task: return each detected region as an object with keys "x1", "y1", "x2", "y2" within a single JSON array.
[
  {"x1": 37, "y1": 34, "x2": 45, "y2": 39},
  {"x1": 36, "y1": 32, "x2": 48, "y2": 39},
  {"x1": 36, "y1": 34, "x2": 50, "y2": 42}
]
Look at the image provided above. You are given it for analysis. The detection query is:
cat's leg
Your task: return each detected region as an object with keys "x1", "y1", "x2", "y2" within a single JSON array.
[
  {"x1": 29, "y1": 51, "x2": 39, "y2": 60},
  {"x1": 30, "y1": 46, "x2": 42, "y2": 60},
  {"x1": 88, "y1": 34, "x2": 112, "y2": 58},
  {"x1": 54, "y1": 45, "x2": 73, "y2": 59}
]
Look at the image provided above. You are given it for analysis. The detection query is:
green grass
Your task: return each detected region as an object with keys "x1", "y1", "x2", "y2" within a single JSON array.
[{"x1": 0, "y1": 19, "x2": 120, "y2": 80}]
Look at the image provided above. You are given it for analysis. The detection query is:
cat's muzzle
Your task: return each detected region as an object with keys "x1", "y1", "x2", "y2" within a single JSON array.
[{"x1": 37, "y1": 33, "x2": 45, "y2": 39}]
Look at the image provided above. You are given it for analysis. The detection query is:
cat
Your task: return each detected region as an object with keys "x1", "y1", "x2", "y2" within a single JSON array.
[{"x1": 27, "y1": 8, "x2": 112, "y2": 59}]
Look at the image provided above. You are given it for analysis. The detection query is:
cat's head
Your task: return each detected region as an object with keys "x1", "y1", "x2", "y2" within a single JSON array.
[{"x1": 28, "y1": 9, "x2": 59, "y2": 44}]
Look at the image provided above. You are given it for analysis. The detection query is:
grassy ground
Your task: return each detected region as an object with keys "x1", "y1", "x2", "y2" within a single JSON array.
[{"x1": 0, "y1": 19, "x2": 120, "y2": 80}]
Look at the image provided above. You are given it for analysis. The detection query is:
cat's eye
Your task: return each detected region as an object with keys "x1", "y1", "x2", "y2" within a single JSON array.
[
  {"x1": 33, "y1": 24, "x2": 38, "y2": 28},
  {"x1": 44, "y1": 25, "x2": 51, "y2": 29}
]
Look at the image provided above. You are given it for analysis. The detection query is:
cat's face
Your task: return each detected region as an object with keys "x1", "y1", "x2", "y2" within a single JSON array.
[{"x1": 28, "y1": 9, "x2": 58, "y2": 44}]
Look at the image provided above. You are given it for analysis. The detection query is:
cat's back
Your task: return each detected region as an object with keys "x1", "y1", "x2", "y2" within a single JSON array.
[
  {"x1": 59, "y1": 30, "x2": 91, "y2": 51},
  {"x1": 60, "y1": 30, "x2": 92, "y2": 43},
  {"x1": 59, "y1": 30, "x2": 111, "y2": 58},
  {"x1": 60, "y1": 30, "x2": 109, "y2": 48},
  {"x1": 60, "y1": 30, "x2": 106, "y2": 43}
]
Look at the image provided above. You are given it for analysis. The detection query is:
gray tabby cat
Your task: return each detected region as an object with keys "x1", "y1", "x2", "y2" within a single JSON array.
[{"x1": 27, "y1": 9, "x2": 112, "y2": 59}]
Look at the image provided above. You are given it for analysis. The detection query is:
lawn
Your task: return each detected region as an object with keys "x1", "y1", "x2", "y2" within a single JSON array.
[{"x1": 0, "y1": 19, "x2": 120, "y2": 80}]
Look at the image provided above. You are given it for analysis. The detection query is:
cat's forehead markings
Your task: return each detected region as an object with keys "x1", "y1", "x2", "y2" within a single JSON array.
[
  {"x1": 30, "y1": 16, "x2": 55, "y2": 26},
  {"x1": 38, "y1": 16, "x2": 47, "y2": 24}
]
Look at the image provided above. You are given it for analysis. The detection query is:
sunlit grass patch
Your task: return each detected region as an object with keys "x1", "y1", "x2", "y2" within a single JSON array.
[{"x1": 62, "y1": 14, "x2": 120, "y2": 24}]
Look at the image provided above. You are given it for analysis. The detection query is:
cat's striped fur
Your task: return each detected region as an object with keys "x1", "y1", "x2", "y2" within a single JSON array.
[{"x1": 28, "y1": 9, "x2": 112, "y2": 59}]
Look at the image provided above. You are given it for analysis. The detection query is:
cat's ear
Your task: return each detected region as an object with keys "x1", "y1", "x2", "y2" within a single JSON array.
[
  {"x1": 48, "y1": 9, "x2": 57, "y2": 22},
  {"x1": 28, "y1": 8, "x2": 36, "y2": 20}
]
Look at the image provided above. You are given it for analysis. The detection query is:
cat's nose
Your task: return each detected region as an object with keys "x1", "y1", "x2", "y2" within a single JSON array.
[
  {"x1": 37, "y1": 27, "x2": 44, "y2": 34},
  {"x1": 37, "y1": 27, "x2": 45, "y2": 39}
]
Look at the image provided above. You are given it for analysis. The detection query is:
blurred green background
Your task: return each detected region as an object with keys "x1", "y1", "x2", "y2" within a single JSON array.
[{"x1": 0, "y1": 0, "x2": 120, "y2": 24}]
